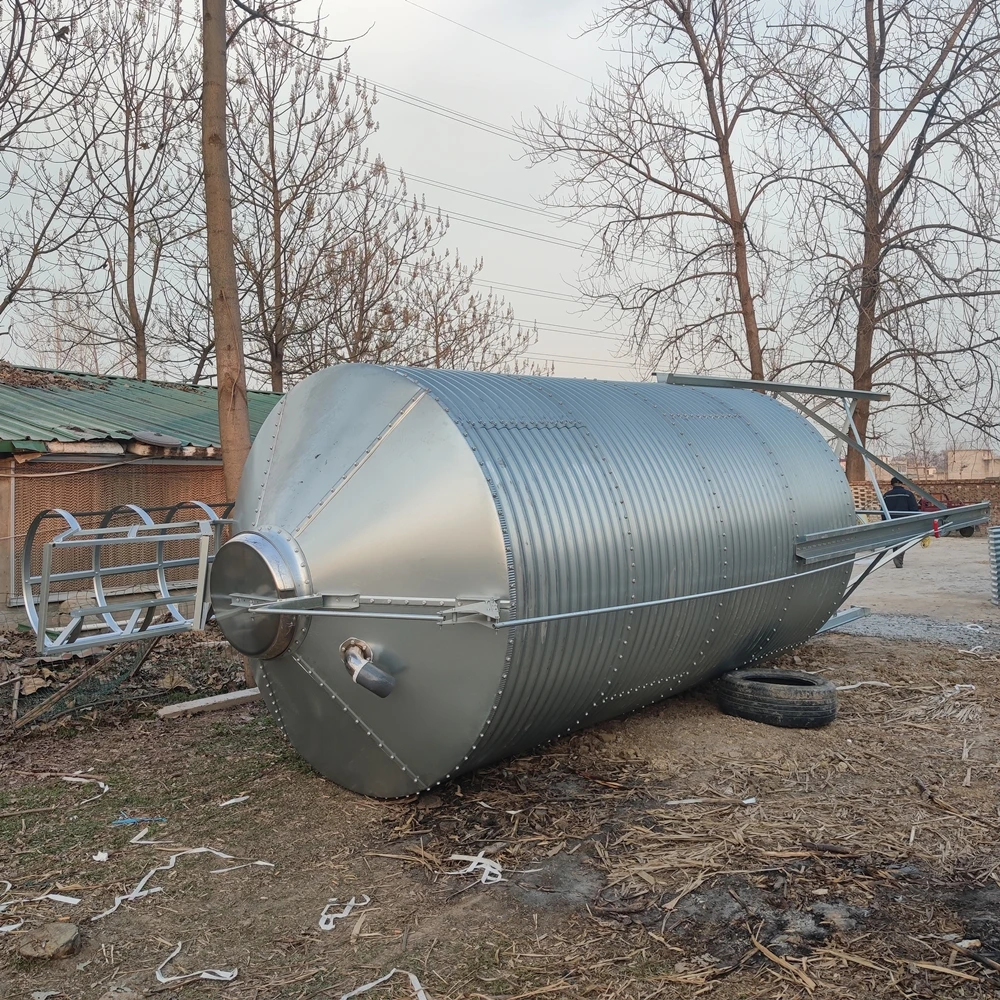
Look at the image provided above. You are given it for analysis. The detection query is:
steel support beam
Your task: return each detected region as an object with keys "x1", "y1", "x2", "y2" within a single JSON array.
[
  {"x1": 817, "y1": 606, "x2": 870, "y2": 634},
  {"x1": 795, "y1": 503, "x2": 989, "y2": 563},
  {"x1": 657, "y1": 372, "x2": 890, "y2": 401},
  {"x1": 775, "y1": 393, "x2": 945, "y2": 509}
]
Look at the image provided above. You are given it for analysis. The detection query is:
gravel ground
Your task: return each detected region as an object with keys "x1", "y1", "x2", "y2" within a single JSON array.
[
  {"x1": 831, "y1": 535, "x2": 1000, "y2": 649},
  {"x1": 836, "y1": 610, "x2": 1000, "y2": 649},
  {"x1": 847, "y1": 534, "x2": 999, "y2": 622}
]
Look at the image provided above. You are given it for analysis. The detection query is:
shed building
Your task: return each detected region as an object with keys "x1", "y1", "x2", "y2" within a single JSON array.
[{"x1": 0, "y1": 364, "x2": 280, "y2": 625}]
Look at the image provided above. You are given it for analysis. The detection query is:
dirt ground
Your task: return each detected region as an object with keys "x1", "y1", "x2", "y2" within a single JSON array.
[
  {"x1": 1, "y1": 537, "x2": 999, "y2": 999},
  {"x1": 1, "y1": 626, "x2": 998, "y2": 1000},
  {"x1": 849, "y1": 534, "x2": 998, "y2": 622}
]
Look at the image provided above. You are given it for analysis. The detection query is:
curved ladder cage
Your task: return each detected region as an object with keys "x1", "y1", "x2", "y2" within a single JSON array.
[{"x1": 22, "y1": 501, "x2": 233, "y2": 656}]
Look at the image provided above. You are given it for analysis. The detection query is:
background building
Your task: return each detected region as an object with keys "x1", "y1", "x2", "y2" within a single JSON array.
[{"x1": 0, "y1": 365, "x2": 279, "y2": 623}]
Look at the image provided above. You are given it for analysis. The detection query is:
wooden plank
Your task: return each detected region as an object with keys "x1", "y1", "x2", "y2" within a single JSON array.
[{"x1": 157, "y1": 687, "x2": 260, "y2": 718}]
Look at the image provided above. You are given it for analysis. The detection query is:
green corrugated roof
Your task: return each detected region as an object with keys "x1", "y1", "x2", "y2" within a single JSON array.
[{"x1": 0, "y1": 367, "x2": 281, "y2": 450}]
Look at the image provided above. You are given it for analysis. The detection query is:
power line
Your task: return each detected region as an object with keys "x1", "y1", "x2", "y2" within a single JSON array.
[
  {"x1": 533, "y1": 318, "x2": 618, "y2": 335},
  {"x1": 442, "y1": 206, "x2": 591, "y2": 252},
  {"x1": 525, "y1": 352, "x2": 641, "y2": 370},
  {"x1": 422, "y1": 199, "x2": 668, "y2": 272},
  {"x1": 471, "y1": 277, "x2": 579, "y2": 303},
  {"x1": 139, "y1": 7, "x2": 602, "y2": 304},
  {"x1": 102, "y1": 1, "x2": 637, "y2": 367},
  {"x1": 136, "y1": 4, "x2": 523, "y2": 143},
  {"x1": 403, "y1": 171, "x2": 586, "y2": 227},
  {"x1": 400, "y1": 0, "x2": 592, "y2": 85},
  {"x1": 379, "y1": 190, "x2": 596, "y2": 254},
  {"x1": 531, "y1": 324, "x2": 625, "y2": 344},
  {"x1": 351, "y1": 73, "x2": 518, "y2": 143}
]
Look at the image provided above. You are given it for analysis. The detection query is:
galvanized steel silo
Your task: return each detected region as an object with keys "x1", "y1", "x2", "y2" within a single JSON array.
[{"x1": 210, "y1": 364, "x2": 855, "y2": 797}]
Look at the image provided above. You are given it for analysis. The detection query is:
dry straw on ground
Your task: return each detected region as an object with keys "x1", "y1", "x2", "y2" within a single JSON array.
[{"x1": 0, "y1": 633, "x2": 997, "y2": 998}]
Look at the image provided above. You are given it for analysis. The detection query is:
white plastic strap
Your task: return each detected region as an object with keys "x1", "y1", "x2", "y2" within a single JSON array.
[
  {"x1": 445, "y1": 851, "x2": 505, "y2": 884},
  {"x1": 0, "y1": 891, "x2": 80, "y2": 914},
  {"x1": 155, "y1": 942, "x2": 237, "y2": 984},
  {"x1": 92, "y1": 836, "x2": 271, "y2": 921},
  {"x1": 61, "y1": 774, "x2": 110, "y2": 804},
  {"x1": 319, "y1": 895, "x2": 371, "y2": 931},
  {"x1": 339, "y1": 968, "x2": 429, "y2": 1000}
]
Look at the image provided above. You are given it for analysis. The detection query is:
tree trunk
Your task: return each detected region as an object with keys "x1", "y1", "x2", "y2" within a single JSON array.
[
  {"x1": 269, "y1": 108, "x2": 284, "y2": 394},
  {"x1": 684, "y1": 12, "x2": 765, "y2": 382},
  {"x1": 123, "y1": 99, "x2": 147, "y2": 380},
  {"x1": 721, "y1": 156, "x2": 765, "y2": 381},
  {"x1": 202, "y1": 0, "x2": 250, "y2": 501},
  {"x1": 125, "y1": 184, "x2": 147, "y2": 380},
  {"x1": 270, "y1": 349, "x2": 283, "y2": 393},
  {"x1": 845, "y1": 0, "x2": 882, "y2": 483}
]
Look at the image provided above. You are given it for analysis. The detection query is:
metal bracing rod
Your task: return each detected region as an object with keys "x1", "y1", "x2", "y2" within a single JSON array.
[
  {"x1": 498, "y1": 509, "x2": 976, "y2": 628},
  {"x1": 844, "y1": 397, "x2": 891, "y2": 519},
  {"x1": 836, "y1": 533, "x2": 927, "y2": 608},
  {"x1": 794, "y1": 503, "x2": 985, "y2": 562},
  {"x1": 47, "y1": 524, "x2": 215, "y2": 547},
  {"x1": 35, "y1": 542, "x2": 53, "y2": 655},
  {"x1": 35, "y1": 622, "x2": 196, "y2": 656},
  {"x1": 192, "y1": 532, "x2": 210, "y2": 630},
  {"x1": 248, "y1": 519, "x2": 963, "y2": 631},
  {"x1": 658, "y1": 373, "x2": 890, "y2": 401},
  {"x1": 49, "y1": 616, "x2": 84, "y2": 649},
  {"x1": 817, "y1": 606, "x2": 869, "y2": 633},
  {"x1": 837, "y1": 547, "x2": 897, "y2": 607},
  {"x1": 839, "y1": 397, "x2": 857, "y2": 464},
  {"x1": 775, "y1": 393, "x2": 945, "y2": 509},
  {"x1": 495, "y1": 554, "x2": 861, "y2": 629},
  {"x1": 27, "y1": 555, "x2": 209, "y2": 586},
  {"x1": 253, "y1": 607, "x2": 447, "y2": 622},
  {"x1": 67, "y1": 593, "x2": 201, "y2": 617}
]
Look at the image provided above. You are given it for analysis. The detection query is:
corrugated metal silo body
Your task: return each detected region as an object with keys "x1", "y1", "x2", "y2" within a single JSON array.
[{"x1": 217, "y1": 365, "x2": 855, "y2": 797}]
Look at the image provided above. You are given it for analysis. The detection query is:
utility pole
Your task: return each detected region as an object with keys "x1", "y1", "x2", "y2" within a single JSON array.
[{"x1": 202, "y1": 0, "x2": 251, "y2": 501}]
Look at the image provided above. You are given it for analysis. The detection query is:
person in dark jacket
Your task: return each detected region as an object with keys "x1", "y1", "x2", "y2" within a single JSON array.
[{"x1": 883, "y1": 477, "x2": 920, "y2": 568}]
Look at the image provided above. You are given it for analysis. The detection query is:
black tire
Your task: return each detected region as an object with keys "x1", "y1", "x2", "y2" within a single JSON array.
[
  {"x1": 716, "y1": 669, "x2": 837, "y2": 729},
  {"x1": 959, "y1": 525, "x2": 975, "y2": 538}
]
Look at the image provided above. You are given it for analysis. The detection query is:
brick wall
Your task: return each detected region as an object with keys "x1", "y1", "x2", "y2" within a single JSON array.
[{"x1": 850, "y1": 479, "x2": 999, "y2": 526}]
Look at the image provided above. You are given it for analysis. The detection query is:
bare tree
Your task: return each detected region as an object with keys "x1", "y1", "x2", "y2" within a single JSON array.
[
  {"x1": 1, "y1": 0, "x2": 80, "y2": 152},
  {"x1": 0, "y1": 1, "x2": 103, "y2": 332},
  {"x1": 28, "y1": 296, "x2": 129, "y2": 373},
  {"x1": 226, "y1": 21, "x2": 541, "y2": 389},
  {"x1": 227, "y1": 25, "x2": 376, "y2": 392},
  {"x1": 282, "y1": 163, "x2": 448, "y2": 375},
  {"x1": 280, "y1": 166, "x2": 539, "y2": 380},
  {"x1": 56, "y1": 0, "x2": 201, "y2": 380},
  {"x1": 769, "y1": 0, "x2": 1000, "y2": 479},
  {"x1": 524, "y1": 0, "x2": 779, "y2": 380},
  {"x1": 400, "y1": 251, "x2": 541, "y2": 372},
  {"x1": 160, "y1": 260, "x2": 216, "y2": 384},
  {"x1": 0, "y1": 141, "x2": 94, "y2": 324}
]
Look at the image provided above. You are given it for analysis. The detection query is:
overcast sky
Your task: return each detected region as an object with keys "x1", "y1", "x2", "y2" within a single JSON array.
[{"x1": 311, "y1": 0, "x2": 644, "y2": 381}]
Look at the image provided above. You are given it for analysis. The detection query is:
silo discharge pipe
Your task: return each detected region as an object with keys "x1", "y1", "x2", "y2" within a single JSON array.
[{"x1": 340, "y1": 638, "x2": 395, "y2": 698}]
